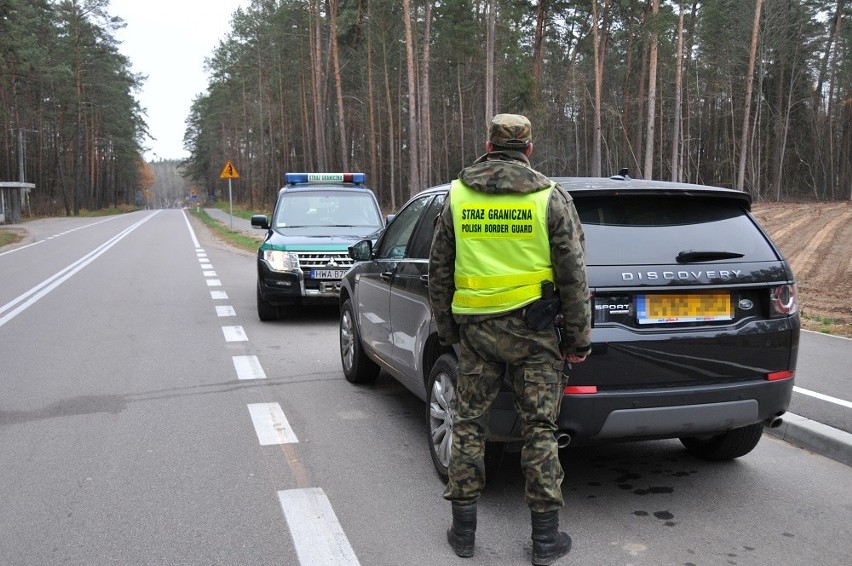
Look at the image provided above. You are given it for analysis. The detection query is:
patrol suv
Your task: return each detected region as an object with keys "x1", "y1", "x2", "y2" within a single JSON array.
[
  {"x1": 251, "y1": 173, "x2": 384, "y2": 320},
  {"x1": 339, "y1": 175, "x2": 799, "y2": 481}
]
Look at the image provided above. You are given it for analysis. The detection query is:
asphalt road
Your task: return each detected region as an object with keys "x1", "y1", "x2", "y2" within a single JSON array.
[{"x1": 0, "y1": 210, "x2": 849, "y2": 566}]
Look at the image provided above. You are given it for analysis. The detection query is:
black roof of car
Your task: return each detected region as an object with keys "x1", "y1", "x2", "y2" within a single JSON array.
[
  {"x1": 554, "y1": 177, "x2": 752, "y2": 209},
  {"x1": 416, "y1": 177, "x2": 752, "y2": 209}
]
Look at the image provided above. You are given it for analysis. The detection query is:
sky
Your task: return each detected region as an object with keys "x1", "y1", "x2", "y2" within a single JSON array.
[{"x1": 110, "y1": 0, "x2": 250, "y2": 162}]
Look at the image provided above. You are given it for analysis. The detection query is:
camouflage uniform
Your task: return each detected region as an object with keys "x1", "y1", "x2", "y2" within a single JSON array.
[{"x1": 428, "y1": 114, "x2": 592, "y2": 514}]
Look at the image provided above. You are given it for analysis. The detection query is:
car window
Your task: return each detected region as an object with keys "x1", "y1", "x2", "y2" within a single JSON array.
[
  {"x1": 375, "y1": 195, "x2": 433, "y2": 259},
  {"x1": 407, "y1": 193, "x2": 446, "y2": 259},
  {"x1": 575, "y1": 196, "x2": 778, "y2": 264},
  {"x1": 274, "y1": 190, "x2": 382, "y2": 229}
]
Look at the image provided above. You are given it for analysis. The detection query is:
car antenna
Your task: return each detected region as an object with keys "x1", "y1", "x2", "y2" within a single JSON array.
[{"x1": 610, "y1": 168, "x2": 631, "y2": 180}]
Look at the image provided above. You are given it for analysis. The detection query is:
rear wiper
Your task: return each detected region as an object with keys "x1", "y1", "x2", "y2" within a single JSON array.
[{"x1": 676, "y1": 250, "x2": 745, "y2": 263}]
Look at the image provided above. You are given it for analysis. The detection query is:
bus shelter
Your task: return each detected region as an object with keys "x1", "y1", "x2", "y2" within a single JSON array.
[{"x1": 0, "y1": 181, "x2": 35, "y2": 224}]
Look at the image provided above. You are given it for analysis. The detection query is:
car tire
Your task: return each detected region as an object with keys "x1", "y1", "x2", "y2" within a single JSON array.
[
  {"x1": 339, "y1": 298, "x2": 380, "y2": 384},
  {"x1": 427, "y1": 353, "x2": 505, "y2": 483},
  {"x1": 680, "y1": 423, "x2": 764, "y2": 461},
  {"x1": 256, "y1": 284, "x2": 279, "y2": 321}
]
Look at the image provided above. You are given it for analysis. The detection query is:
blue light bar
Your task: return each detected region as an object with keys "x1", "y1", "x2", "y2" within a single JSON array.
[{"x1": 284, "y1": 172, "x2": 366, "y2": 185}]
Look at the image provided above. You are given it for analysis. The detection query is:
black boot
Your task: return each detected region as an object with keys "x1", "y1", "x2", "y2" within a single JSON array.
[
  {"x1": 530, "y1": 510, "x2": 572, "y2": 565},
  {"x1": 447, "y1": 502, "x2": 476, "y2": 558}
]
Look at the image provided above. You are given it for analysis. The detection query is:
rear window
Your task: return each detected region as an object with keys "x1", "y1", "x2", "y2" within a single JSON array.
[{"x1": 575, "y1": 196, "x2": 779, "y2": 265}]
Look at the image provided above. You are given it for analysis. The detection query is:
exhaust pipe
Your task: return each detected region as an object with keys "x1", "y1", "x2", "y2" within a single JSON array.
[
  {"x1": 763, "y1": 416, "x2": 783, "y2": 429},
  {"x1": 554, "y1": 432, "x2": 572, "y2": 448}
]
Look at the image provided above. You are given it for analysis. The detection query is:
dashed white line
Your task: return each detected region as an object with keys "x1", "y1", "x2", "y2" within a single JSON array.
[
  {"x1": 248, "y1": 403, "x2": 298, "y2": 444},
  {"x1": 232, "y1": 355, "x2": 267, "y2": 380},
  {"x1": 210, "y1": 290, "x2": 229, "y2": 300},
  {"x1": 278, "y1": 488, "x2": 360, "y2": 566},
  {"x1": 216, "y1": 305, "x2": 236, "y2": 317},
  {"x1": 222, "y1": 326, "x2": 248, "y2": 342},
  {"x1": 206, "y1": 279, "x2": 222, "y2": 287},
  {"x1": 203, "y1": 270, "x2": 218, "y2": 277}
]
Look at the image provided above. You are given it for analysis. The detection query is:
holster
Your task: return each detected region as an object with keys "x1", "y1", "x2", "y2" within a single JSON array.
[{"x1": 524, "y1": 297, "x2": 561, "y2": 330}]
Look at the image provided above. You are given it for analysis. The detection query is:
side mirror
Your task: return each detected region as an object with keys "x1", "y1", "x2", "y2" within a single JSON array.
[
  {"x1": 385, "y1": 213, "x2": 395, "y2": 225},
  {"x1": 349, "y1": 239, "x2": 373, "y2": 261},
  {"x1": 250, "y1": 214, "x2": 269, "y2": 230}
]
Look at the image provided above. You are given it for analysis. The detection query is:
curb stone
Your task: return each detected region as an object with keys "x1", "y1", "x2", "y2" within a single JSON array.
[{"x1": 766, "y1": 411, "x2": 852, "y2": 467}]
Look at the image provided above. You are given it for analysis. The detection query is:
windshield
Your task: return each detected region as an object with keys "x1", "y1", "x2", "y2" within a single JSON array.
[{"x1": 273, "y1": 190, "x2": 383, "y2": 234}]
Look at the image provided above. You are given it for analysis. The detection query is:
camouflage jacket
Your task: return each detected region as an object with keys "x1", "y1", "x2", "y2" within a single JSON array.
[{"x1": 428, "y1": 150, "x2": 592, "y2": 356}]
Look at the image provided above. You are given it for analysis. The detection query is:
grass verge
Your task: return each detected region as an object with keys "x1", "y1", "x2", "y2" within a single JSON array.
[
  {"x1": 800, "y1": 313, "x2": 852, "y2": 338},
  {"x1": 191, "y1": 208, "x2": 261, "y2": 253},
  {"x1": 0, "y1": 229, "x2": 23, "y2": 247}
]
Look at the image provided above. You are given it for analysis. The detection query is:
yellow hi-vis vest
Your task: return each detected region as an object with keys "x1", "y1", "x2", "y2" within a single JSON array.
[{"x1": 450, "y1": 179, "x2": 555, "y2": 315}]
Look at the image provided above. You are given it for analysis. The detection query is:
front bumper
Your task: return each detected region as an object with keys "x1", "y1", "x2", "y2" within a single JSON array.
[{"x1": 257, "y1": 262, "x2": 341, "y2": 305}]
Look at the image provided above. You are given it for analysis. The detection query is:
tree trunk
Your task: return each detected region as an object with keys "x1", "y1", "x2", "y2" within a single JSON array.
[
  {"x1": 485, "y1": 0, "x2": 495, "y2": 125},
  {"x1": 420, "y1": 1, "x2": 433, "y2": 188},
  {"x1": 670, "y1": 2, "x2": 685, "y2": 182},
  {"x1": 642, "y1": 0, "x2": 659, "y2": 180},
  {"x1": 309, "y1": 0, "x2": 327, "y2": 170},
  {"x1": 330, "y1": 0, "x2": 349, "y2": 171},
  {"x1": 736, "y1": 0, "x2": 762, "y2": 193},
  {"x1": 402, "y1": 0, "x2": 420, "y2": 197}
]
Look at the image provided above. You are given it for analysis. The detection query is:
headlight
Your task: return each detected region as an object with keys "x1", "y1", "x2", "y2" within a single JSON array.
[{"x1": 263, "y1": 249, "x2": 299, "y2": 272}]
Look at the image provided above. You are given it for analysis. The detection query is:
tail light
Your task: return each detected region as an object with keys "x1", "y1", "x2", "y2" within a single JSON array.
[{"x1": 770, "y1": 284, "x2": 798, "y2": 317}]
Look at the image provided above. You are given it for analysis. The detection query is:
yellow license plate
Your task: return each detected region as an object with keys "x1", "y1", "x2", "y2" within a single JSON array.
[{"x1": 637, "y1": 293, "x2": 732, "y2": 324}]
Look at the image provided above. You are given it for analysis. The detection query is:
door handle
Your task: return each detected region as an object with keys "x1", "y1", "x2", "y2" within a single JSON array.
[
  {"x1": 380, "y1": 270, "x2": 394, "y2": 281},
  {"x1": 420, "y1": 274, "x2": 429, "y2": 287}
]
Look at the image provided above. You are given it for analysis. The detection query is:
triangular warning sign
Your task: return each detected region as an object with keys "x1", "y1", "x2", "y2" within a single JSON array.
[{"x1": 219, "y1": 160, "x2": 240, "y2": 179}]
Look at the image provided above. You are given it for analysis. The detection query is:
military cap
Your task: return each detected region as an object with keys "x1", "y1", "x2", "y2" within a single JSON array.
[{"x1": 489, "y1": 113, "x2": 532, "y2": 148}]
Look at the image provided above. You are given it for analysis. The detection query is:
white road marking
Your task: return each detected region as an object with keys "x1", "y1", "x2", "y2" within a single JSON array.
[
  {"x1": 216, "y1": 305, "x2": 236, "y2": 317},
  {"x1": 203, "y1": 270, "x2": 217, "y2": 277},
  {"x1": 200, "y1": 263, "x2": 213, "y2": 269},
  {"x1": 232, "y1": 355, "x2": 266, "y2": 380},
  {"x1": 794, "y1": 386, "x2": 852, "y2": 409},
  {"x1": 248, "y1": 403, "x2": 298, "y2": 444},
  {"x1": 222, "y1": 326, "x2": 248, "y2": 342},
  {"x1": 210, "y1": 291, "x2": 229, "y2": 300},
  {"x1": 206, "y1": 279, "x2": 222, "y2": 287},
  {"x1": 278, "y1": 488, "x2": 360, "y2": 566},
  {"x1": 0, "y1": 212, "x2": 160, "y2": 328},
  {"x1": 0, "y1": 216, "x2": 122, "y2": 257}
]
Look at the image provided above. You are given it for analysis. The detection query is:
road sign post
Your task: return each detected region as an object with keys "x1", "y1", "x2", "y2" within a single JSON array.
[{"x1": 219, "y1": 160, "x2": 240, "y2": 230}]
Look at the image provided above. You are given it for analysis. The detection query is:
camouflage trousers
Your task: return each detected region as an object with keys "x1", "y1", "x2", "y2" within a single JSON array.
[{"x1": 443, "y1": 310, "x2": 565, "y2": 513}]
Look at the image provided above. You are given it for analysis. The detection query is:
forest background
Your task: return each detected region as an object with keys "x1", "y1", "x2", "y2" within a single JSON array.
[{"x1": 0, "y1": 0, "x2": 850, "y2": 216}]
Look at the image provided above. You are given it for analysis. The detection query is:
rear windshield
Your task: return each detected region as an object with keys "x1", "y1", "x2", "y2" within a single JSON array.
[{"x1": 574, "y1": 196, "x2": 779, "y2": 265}]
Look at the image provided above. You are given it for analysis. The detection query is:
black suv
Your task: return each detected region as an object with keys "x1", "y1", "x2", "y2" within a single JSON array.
[
  {"x1": 338, "y1": 176, "x2": 799, "y2": 481},
  {"x1": 251, "y1": 173, "x2": 384, "y2": 320}
]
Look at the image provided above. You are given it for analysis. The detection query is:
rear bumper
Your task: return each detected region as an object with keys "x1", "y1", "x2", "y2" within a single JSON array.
[
  {"x1": 558, "y1": 378, "x2": 793, "y2": 441},
  {"x1": 486, "y1": 377, "x2": 794, "y2": 443}
]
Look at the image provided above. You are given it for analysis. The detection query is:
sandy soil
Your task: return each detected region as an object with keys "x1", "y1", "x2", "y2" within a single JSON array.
[{"x1": 751, "y1": 201, "x2": 852, "y2": 337}]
